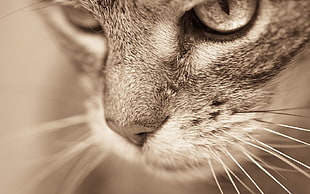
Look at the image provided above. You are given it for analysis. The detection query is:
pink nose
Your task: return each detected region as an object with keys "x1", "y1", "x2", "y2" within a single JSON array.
[{"x1": 106, "y1": 121, "x2": 159, "y2": 146}]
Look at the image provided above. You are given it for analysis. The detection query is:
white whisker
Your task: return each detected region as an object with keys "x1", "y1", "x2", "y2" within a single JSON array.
[
  {"x1": 233, "y1": 134, "x2": 310, "y2": 179},
  {"x1": 23, "y1": 136, "x2": 95, "y2": 193},
  {"x1": 267, "y1": 144, "x2": 308, "y2": 149},
  {"x1": 226, "y1": 166, "x2": 256, "y2": 194},
  {"x1": 60, "y1": 147, "x2": 106, "y2": 194},
  {"x1": 224, "y1": 149, "x2": 264, "y2": 194},
  {"x1": 0, "y1": 0, "x2": 49, "y2": 19},
  {"x1": 277, "y1": 123, "x2": 310, "y2": 132},
  {"x1": 23, "y1": 132, "x2": 92, "y2": 167},
  {"x1": 222, "y1": 163, "x2": 240, "y2": 194},
  {"x1": 243, "y1": 151, "x2": 292, "y2": 194},
  {"x1": 208, "y1": 158, "x2": 224, "y2": 194},
  {"x1": 0, "y1": 114, "x2": 88, "y2": 146},
  {"x1": 214, "y1": 153, "x2": 240, "y2": 194},
  {"x1": 247, "y1": 153, "x2": 286, "y2": 179},
  {"x1": 54, "y1": 130, "x2": 92, "y2": 148},
  {"x1": 256, "y1": 140, "x2": 310, "y2": 177},
  {"x1": 262, "y1": 128, "x2": 310, "y2": 146}
]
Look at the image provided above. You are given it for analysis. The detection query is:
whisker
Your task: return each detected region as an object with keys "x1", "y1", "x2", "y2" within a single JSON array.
[
  {"x1": 60, "y1": 146, "x2": 106, "y2": 194},
  {"x1": 23, "y1": 136, "x2": 95, "y2": 193},
  {"x1": 226, "y1": 166, "x2": 256, "y2": 194},
  {"x1": 256, "y1": 140, "x2": 310, "y2": 175},
  {"x1": 236, "y1": 111, "x2": 310, "y2": 118},
  {"x1": 224, "y1": 149, "x2": 264, "y2": 194},
  {"x1": 22, "y1": 132, "x2": 91, "y2": 167},
  {"x1": 267, "y1": 144, "x2": 308, "y2": 149},
  {"x1": 232, "y1": 134, "x2": 310, "y2": 179},
  {"x1": 222, "y1": 162, "x2": 240, "y2": 194},
  {"x1": 247, "y1": 106, "x2": 310, "y2": 112},
  {"x1": 255, "y1": 119, "x2": 310, "y2": 132},
  {"x1": 208, "y1": 158, "x2": 224, "y2": 194},
  {"x1": 56, "y1": 150, "x2": 87, "y2": 194},
  {"x1": 278, "y1": 123, "x2": 310, "y2": 132},
  {"x1": 261, "y1": 128, "x2": 310, "y2": 146},
  {"x1": 0, "y1": 0, "x2": 49, "y2": 20},
  {"x1": 0, "y1": 114, "x2": 88, "y2": 146},
  {"x1": 214, "y1": 153, "x2": 240, "y2": 194},
  {"x1": 24, "y1": 1, "x2": 59, "y2": 12},
  {"x1": 247, "y1": 153, "x2": 286, "y2": 179},
  {"x1": 243, "y1": 151, "x2": 292, "y2": 194},
  {"x1": 0, "y1": 83, "x2": 86, "y2": 97}
]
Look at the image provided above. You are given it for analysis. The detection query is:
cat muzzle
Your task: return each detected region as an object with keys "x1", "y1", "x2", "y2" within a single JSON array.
[{"x1": 106, "y1": 121, "x2": 158, "y2": 146}]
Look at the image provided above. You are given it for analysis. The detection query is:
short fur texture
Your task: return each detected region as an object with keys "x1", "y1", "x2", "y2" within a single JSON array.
[{"x1": 40, "y1": 0, "x2": 310, "y2": 193}]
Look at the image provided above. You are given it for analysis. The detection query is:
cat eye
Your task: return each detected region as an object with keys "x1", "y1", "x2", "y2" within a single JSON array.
[
  {"x1": 62, "y1": 6, "x2": 103, "y2": 33},
  {"x1": 194, "y1": 0, "x2": 258, "y2": 33}
]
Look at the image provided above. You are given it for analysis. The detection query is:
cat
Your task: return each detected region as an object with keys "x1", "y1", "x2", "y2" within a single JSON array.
[{"x1": 3, "y1": 0, "x2": 310, "y2": 193}]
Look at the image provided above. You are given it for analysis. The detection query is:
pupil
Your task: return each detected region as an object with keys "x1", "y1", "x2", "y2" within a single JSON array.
[{"x1": 218, "y1": 0, "x2": 230, "y2": 15}]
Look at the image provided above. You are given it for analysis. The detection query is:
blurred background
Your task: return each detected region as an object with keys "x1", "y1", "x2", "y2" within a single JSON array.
[
  {"x1": 1, "y1": 1, "x2": 309, "y2": 194},
  {"x1": 0, "y1": 1, "x2": 85, "y2": 193}
]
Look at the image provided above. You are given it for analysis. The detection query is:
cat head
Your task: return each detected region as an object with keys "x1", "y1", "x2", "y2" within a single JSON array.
[{"x1": 42, "y1": 0, "x2": 310, "y2": 178}]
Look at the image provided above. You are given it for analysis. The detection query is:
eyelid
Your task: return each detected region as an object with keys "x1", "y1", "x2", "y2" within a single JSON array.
[{"x1": 62, "y1": 6, "x2": 103, "y2": 33}]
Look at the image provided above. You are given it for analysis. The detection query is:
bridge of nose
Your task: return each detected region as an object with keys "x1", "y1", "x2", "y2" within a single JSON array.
[{"x1": 101, "y1": 1, "x2": 182, "y2": 146}]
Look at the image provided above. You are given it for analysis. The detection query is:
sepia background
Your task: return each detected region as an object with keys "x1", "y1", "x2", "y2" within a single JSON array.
[
  {"x1": 0, "y1": 1, "x2": 85, "y2": 193},
  {"x1": 1, "y1": 1, "x2": 309, "y2": 194}
]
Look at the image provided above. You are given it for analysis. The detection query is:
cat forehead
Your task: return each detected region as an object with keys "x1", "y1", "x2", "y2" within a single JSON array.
[{"x1": 56, "y1": 0, "x2": 204, "y2": 12}]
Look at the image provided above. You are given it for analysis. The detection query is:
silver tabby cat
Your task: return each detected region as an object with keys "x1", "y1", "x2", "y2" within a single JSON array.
[{"x1": 27, "y1": 0, "x2": 310, "y2": 193}]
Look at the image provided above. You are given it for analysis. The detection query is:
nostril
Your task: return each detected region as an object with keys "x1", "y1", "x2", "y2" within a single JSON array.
[
  {"x1": 106, "y1": 120, "x2": 159, "y2": 146},
  {"x1": 129, "y1": 132, "x2": 149, "y2": 146}
]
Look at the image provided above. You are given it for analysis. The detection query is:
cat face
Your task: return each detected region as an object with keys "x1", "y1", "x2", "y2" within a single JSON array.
[{"x1": 42, "y1": 0, "x2": 310, "y2": 179}]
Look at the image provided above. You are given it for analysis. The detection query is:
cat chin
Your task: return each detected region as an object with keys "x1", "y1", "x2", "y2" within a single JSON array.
[{"x1": 139, "y1": 139, "x2": 248, "y2": 180}]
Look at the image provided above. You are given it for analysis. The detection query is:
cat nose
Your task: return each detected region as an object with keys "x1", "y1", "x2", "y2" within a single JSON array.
[{"x1": 106, "y1": 121, "x2": 159, "y2": 146}]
